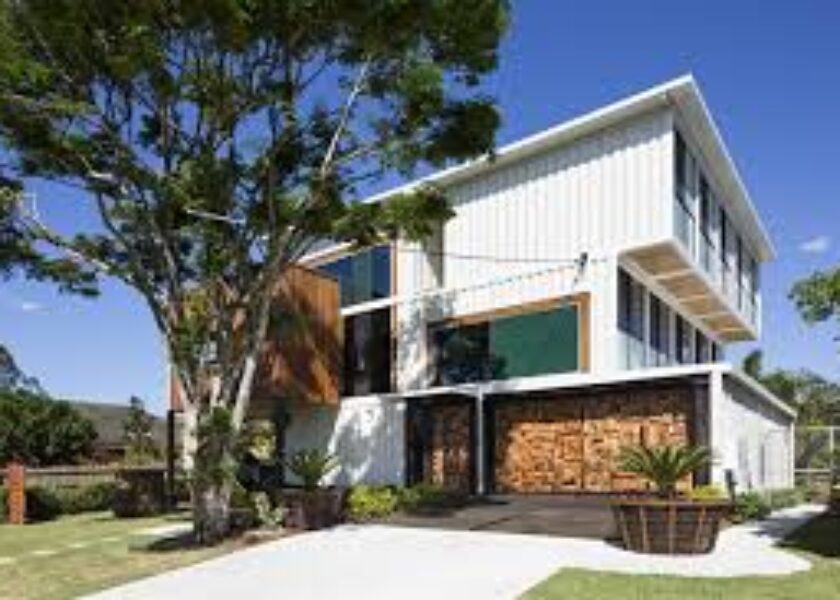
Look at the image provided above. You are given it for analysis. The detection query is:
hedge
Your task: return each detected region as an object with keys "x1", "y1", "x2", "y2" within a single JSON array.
[{"x1": 0, "y1": 482, "x2": 117, "y2": 523}]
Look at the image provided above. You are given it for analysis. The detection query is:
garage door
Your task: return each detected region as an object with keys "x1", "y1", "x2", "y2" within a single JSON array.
[{"x1": 492, "y1": 387, "x2": 692, "y2": 493}]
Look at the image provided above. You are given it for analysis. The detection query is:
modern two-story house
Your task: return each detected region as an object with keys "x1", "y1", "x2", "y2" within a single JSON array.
[{"x1": 173, "y1": 75, "x2": 795, "y2": 496}]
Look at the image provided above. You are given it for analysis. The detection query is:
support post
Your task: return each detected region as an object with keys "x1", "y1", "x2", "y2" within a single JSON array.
[
  {"x1": 6, "y1": 462, "x2": 25, "y2": 525},
  {"x1": 475, "y1": 388, "x2": 485, "y2": 496},
  {"x1": 166, "y1": 409, "x2": 176, "y2": 510}
]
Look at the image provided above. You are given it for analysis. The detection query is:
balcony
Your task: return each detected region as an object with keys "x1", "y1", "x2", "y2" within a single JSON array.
[{"x1": 624, "y1": 197, "x2": 760, "y2": 342}]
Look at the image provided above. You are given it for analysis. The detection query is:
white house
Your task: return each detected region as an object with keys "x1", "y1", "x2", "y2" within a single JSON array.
[{"x1": 271, "y1": 75, "x2": 794, "y2": 495}]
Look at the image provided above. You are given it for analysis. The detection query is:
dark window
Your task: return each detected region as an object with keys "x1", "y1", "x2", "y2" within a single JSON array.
[
  {"x1": 343, "y1": 308, "x2": 392, "y2": 395},
  {"x1": 618, "y1": 269, "x2": 646, "y2": 369},
  {"x1": 695, "y1": 330, "x2": 710, "y2": 363},
  {"x1": 699, "y1": 177, "x2": 711, "y2": 238},
  {"x1": 675, "y1": 315, "x2": 693, "y2": 364},
  {"x1": 648, "y1": 295, "x2": 671, "y2": 366},
  {"x1": 433, "y1": 322, "x2": 492, "y2": 385},
  {"x1": 675, "y1": 132, "x2": 688, "y2": 200},
  {"x1": 433, "y1": 303, "x2": 581, "y2": 385},
  {"x1": 319, "y1": 246, "x2": 391, "y2": 307}
]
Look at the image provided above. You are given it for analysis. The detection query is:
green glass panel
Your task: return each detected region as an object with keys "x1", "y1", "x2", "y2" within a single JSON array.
[{"x1": 489, "y1": 305, "x2": 579, "y2": 378}]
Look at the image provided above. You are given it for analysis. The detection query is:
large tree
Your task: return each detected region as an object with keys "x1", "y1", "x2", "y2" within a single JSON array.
[{"x1": 0, "y1": 0, "x2": 509, "y2": 541}]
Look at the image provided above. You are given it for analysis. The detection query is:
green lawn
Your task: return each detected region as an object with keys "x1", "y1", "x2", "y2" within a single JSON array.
[
  {"x1": 525, "y1": 512, "x2": 840, "y2": 600},
  {"x1": 0, "y1": 512, "x2": 233, "y2": 600}
]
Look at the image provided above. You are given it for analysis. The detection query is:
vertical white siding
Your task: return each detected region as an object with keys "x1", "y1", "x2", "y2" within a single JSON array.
[
  {"x1": 394, "y1": 109, "x2": 674, "y2": 387},
  {"x1": 711, "y1": 375, "x2": 794, "y2": 491},
  {"x1": 284, "y1": 398, "x2": 405, "y2": 486}
]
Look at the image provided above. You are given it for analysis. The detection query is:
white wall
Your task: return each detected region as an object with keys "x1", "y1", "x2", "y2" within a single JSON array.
[
  {"x1": 284, "y1": 397, "x2": 405, "y2": 486},
  {"x1": 710, "y1": 373, "x2": 794, "y2": 491},
  {"x1": 394, "y1": 109, "x2": 674, "y2": 389}
]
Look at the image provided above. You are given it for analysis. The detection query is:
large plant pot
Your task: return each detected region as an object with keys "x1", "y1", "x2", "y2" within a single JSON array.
[
  {"x1": 282, "y1": 488, "x2": 346, "y2": 530},
  {"x1": 612, "y1": 498, "x2": 731, "y2": 555}
]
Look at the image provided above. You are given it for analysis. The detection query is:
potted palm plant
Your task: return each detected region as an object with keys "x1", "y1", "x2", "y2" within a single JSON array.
[
  {"x1": 282, "y1": 449, "x2": 344, "y2": 530},
  {"x1": 612, "y1": 444, "x2": 731, "y2": 555}
]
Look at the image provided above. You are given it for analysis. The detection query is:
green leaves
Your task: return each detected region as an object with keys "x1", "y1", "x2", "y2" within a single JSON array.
[
  {"x1": 791, "y1": 267, "x2": 840, "y2": 326},
  {"x1": 618, "y1": 444, "x2": 711, "y2": 498},
  {"x1": 0, "y1": 390, "x2": 98, "y2": 466},
  {"x1": 284, "y1": 448, "x2": 338, "y2": 491}
]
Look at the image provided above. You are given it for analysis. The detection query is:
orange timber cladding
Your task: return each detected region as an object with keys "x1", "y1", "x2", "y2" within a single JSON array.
[{"x1": 414, "y1": 383, "x2": 701, "y2": 494}]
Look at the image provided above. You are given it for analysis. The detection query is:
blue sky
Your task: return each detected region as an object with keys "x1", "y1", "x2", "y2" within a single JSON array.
[{"x1": 2, "y1": 0, "x2": 838, "y2": 414}]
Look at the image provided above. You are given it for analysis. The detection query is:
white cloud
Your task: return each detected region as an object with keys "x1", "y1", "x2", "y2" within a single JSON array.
[
  {"x1": 799, "y1": 235, "x2": 831, "y2": 255},
  {"x1": 20, "y1": 301, "x2": 43, "y2": 313}
]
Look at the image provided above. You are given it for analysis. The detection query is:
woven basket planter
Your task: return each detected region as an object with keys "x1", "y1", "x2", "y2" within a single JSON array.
[
  {"x1": 282, "y1": 488, "x2": 346, "y2": 530},
  {"x1": 612, "y1": 498, "x2": 731, "y2": 555}
]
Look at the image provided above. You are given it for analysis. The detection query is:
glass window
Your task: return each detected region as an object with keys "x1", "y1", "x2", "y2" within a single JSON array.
[
  {"x1": 343, "y1": 308, "x2": 392, "y2": 395},
  {"x1": 675, "y1": 315, "x2": 694, "y2": 364},
  {"x1": 433, "y1": 303, "x2": 581, "y2": 385},
  {"x1": 675, "y1": 132, "x2": 687, "y2": 197},
  {"x1": 648, "y1": 295, "x2": 671, "y2": 367},
  {"x1": 319, "y1": 245, "x2": 392, "y2": 307},
  {"x1": 695, "y1": 330, "x2": 711, "y2": 364},
  {"x1": 433, "y1": 322, "x2": 492, "y2": 385},
  {"x1": 618, "y1": 269, "x2": 646, "y2": 369}
]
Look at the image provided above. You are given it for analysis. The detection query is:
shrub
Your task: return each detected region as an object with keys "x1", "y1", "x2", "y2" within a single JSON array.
[
  {"x1": 0, "y1": 486, "x2": 6, "y2": 523},
  {"x1": 732, "y1": 491, "x2": 771, "y2": 522},
  {"x1": 251, "y1": 491, "x2": 286, "y2": 529},
  {"x1": 284, "y1": 449, "x2": 337, "y2": 491},
  {"x1": 830, "y1": 485, "x2": 840, "y2": 515},
  {"x1": 53, "y1": 482, "x2": 116, "y2": 514},
  {"x1": 25, "y1": 486, "x2": 63, "y2": 522},
  {"x1": 112, "y1": 468, "x2": 166, "y2": 518},
  {"x1": 766, "y1": 488, "x2": 805, "y2": 511},
  {"x1": 348, "y1": 485, "x2": 399, "y2": 521},
  {"x1": 689, "y1": 485, "x2": 727, "y2": 501},
  {"x1": 398, "y1": 483, "x2": 464, "y2": 513},
  {"x1": 617, "y1": 445, "x2": 711, "y2": 498}
]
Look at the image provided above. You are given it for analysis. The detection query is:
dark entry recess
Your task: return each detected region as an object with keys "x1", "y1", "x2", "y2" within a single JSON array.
[{"x1": 405, "y1": 396, "x2": 476, "y2": 494}]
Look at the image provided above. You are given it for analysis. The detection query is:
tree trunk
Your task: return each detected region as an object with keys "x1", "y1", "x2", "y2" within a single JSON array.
[
  {"x1": 190, "y1": 404, "x2": 238, "y2": 545},
  {"x1": 193, "y1": 478, "x2": 232, "y2": 545}
]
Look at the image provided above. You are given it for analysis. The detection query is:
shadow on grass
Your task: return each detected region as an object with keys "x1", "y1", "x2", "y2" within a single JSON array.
[{"x1": 779, "y1": 512, "x2": 840, "y2": 558}]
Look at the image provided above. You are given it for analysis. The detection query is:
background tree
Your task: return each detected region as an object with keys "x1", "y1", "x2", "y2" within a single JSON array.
[
  {"x1": 122, "y1": 396, "x2": 160, "y2": 465},
  {"x1": 0, "y1": 0, "x2": 509, "y2": 542},
  {"x1": 0, "y1": 390, "x2": 97, "y2": 466},
  {"x1": 741, "y1": 348, "x2": 763, "y2": 380},
  {"x1": 0, "y1": 342, "x2": 44, "y2": 394},
  {"x1": 740, "y1": 350, "x2": 840, "y2": 425},
  {"x1": 791, "y1": 266, "x2": 840, "y2": 344}
]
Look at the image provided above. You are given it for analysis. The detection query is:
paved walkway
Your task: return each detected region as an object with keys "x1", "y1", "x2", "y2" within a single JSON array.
[{"x1": 85, "y1": 504, "x2": 823, "y2": 600}]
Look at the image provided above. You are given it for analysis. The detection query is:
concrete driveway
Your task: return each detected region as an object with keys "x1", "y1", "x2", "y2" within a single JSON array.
[
  {"x1": 85, "y1": 525, "x2": 576, "y2": 600},
  {"x1": 85, "y1": 504, "x2": 821, "y2": 600}
]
